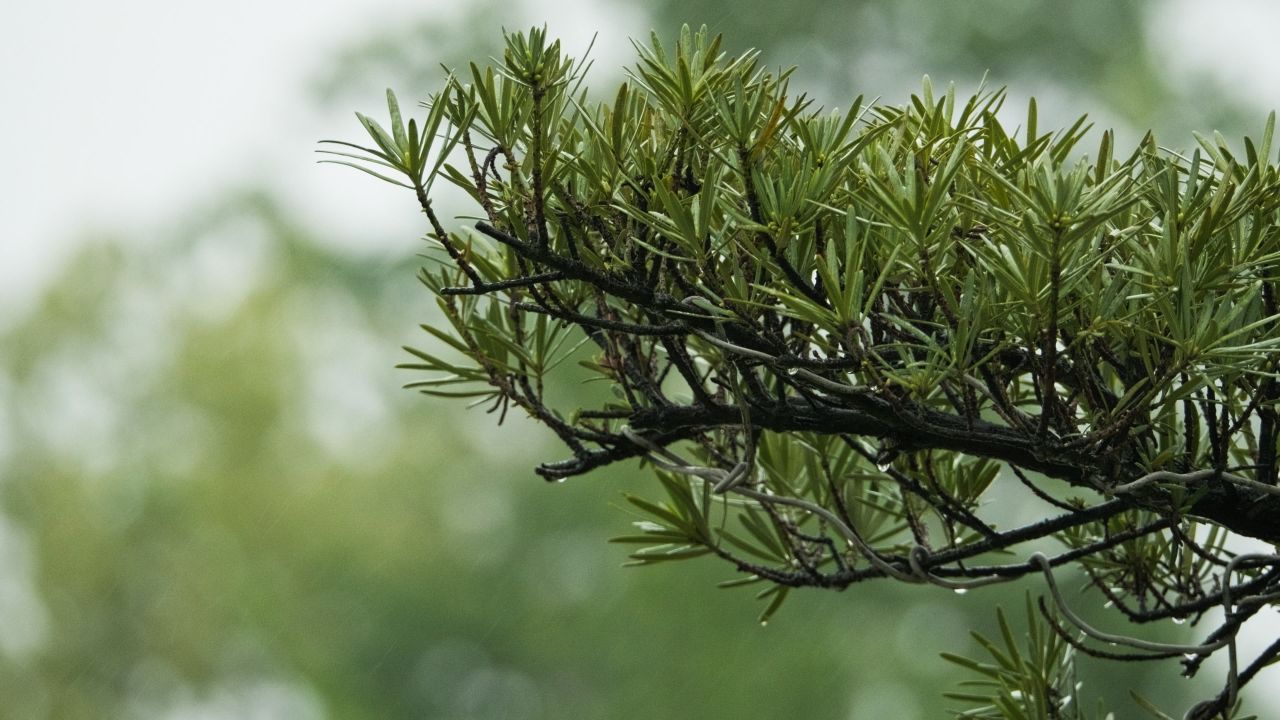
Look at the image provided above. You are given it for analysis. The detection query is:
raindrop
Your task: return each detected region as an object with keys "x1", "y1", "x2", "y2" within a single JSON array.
[
  {"x1": 1172, "y1": 617, "x2": 1186, "y2": 625},
  {"x1": 876, "y1": 461, "x2": 892, "y2": 472},
  {"x1": 786, "y1": 367, "x2": 799, "y2": 377},
  {"x1": 553, "y1": 478, "x2": 567, "y2": 484},
  {"x1": 759, "y1": 620, "x2": 769, "y2": 627},
  {"x1": 953, "y1": 588, "x2": 968, "y2": 595},
  {"x1": 1182, "y1": 653, "x2": 1198, "y2": 662}
]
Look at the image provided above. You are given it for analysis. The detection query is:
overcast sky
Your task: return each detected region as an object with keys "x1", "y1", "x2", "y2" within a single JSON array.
[{"x1": 0, "y1": 0, "x2": 643, "y2": 326}]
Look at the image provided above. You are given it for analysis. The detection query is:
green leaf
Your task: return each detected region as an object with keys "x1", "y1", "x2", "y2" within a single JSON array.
[
  {"x1": 1129, "y1": 691, "x2": 1176, "y2": 720},
  {"x1": 387, "y1": 88, "x2": 408, "y2": 157}
]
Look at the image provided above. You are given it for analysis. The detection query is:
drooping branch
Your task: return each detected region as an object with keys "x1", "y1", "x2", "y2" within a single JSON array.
[{"x1": 333, "y1": 27, "x2": 1280, "y2": 717}]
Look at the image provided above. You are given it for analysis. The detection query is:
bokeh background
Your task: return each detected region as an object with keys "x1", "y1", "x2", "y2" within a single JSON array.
[{"x1": 5, "y1": 1, "x2": 1280, "y2": 717}]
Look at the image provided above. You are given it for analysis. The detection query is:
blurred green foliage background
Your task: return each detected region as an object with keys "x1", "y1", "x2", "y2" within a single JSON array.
[{"x1": 2, "y1": 1, "x2": 1270, "y2": 717}]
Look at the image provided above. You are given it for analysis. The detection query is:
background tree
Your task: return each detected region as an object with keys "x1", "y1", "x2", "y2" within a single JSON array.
[{"x1": 330, "y1": 26, "x2": 1280, "y2": 718}]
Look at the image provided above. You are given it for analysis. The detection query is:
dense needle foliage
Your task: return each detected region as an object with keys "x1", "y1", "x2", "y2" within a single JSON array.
[{"x1": 325, "y1": 26, "x2": 1280, "y2": 719}]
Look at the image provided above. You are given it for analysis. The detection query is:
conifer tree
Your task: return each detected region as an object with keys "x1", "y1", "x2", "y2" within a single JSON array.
[{"x1": 326, "y1": 27, "x2": 1280, "y2": 718}]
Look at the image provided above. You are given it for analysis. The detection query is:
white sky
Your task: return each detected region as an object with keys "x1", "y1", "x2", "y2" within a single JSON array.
[
  {"x1": 0, "y1": 0, "x2": 643, "y2": 325},
  {"x1": 1153, "y1": 0, "x2": 1280, "y2": 108}
]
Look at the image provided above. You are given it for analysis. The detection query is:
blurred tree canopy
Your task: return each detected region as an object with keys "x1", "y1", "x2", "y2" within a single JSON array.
[
  {"x1": 3, "y1": 193, "x2": 1037, "y2": 719},
  {"x1": 0, "y1": 195, "x2": 903, "y2": 718}
]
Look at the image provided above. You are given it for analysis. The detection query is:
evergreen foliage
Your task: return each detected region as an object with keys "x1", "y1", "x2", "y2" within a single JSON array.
[{"x1": 326, "y1": 26, "x2": 1280, "y2": 719}]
